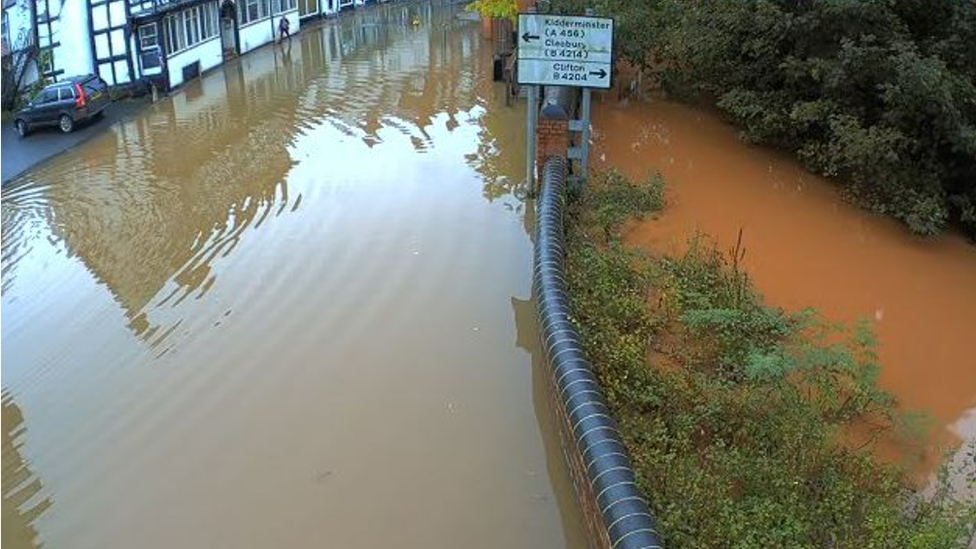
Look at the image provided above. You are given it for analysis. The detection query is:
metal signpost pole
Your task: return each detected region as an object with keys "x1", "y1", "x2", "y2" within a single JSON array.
[
  {"x1": 526, "y1": 84, "x2": 539, "y2": 194},
  {"x1": 579, "y1": 7, "x2": 595, "y2": 180},
  {"x1": 579, "y1": 86, "x2": 592, "y2": 178},
  {"x1": 524, "y1": 6, "x2": 538, "y2": 195}
]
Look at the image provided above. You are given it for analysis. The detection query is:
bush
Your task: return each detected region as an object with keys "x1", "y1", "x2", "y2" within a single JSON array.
[
  {"x1": 467, "y1": 0, "x2": 517, "y2": 20},
  {"x1": 548, "y1": 0, "x2": 976, "y2": 237},
  {"x1": 563, "y1": 170, "x2": 975, "y2": 548}
]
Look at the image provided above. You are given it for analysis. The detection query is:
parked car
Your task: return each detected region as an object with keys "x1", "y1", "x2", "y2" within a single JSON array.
[{"x1": 13, "y1": 75, "x2": 111, "y2": 137}]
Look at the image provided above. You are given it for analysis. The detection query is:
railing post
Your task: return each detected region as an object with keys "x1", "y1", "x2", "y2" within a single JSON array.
[{"x1": 579, "y1": 7, "x2": 595, "y2": 181}]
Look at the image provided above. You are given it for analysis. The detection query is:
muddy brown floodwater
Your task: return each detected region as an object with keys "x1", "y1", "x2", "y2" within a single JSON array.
[
  {"x1": 1, "y1": 4, "x2": 589, "y2": 548},
  {"x1": 593, "y1": 98, "x2": 976, "y2": 486}
]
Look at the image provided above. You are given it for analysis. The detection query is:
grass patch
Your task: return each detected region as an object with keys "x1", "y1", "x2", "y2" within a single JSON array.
[{"x1": 564, "y1": 169, "x2": 975, "y2": 549}]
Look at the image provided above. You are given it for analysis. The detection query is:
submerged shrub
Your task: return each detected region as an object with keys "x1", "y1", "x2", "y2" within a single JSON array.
[{"x1": 563, "y1": 170, "x2": 975, "y2": 548}]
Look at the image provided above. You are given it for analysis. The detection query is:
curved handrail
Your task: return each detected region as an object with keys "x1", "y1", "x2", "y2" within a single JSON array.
[{"x1": 534, "y1": 155, "x2": 664, "y2": 549}]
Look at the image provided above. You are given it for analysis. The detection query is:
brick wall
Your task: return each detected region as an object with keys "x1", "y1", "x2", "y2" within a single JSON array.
[{"x1": 536, "y1": 117, "x2": 569, "y2": 182}]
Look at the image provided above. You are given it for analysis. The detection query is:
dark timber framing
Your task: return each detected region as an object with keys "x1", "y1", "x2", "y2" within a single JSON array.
[
  {"x1": 87, "y1": 0, "x2": 135, "y2": 86},
  {"x1": 34, "y1": 0, "x2": 62, "y2": 79}
]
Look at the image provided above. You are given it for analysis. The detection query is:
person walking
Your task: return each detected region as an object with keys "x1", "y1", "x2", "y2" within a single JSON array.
[{"x1": 278, "y1": 16, "x2": 291, "y2": 42}]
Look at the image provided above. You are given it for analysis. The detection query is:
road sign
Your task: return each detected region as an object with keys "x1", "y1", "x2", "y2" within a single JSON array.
[{"x1": 517, "y1": 13, "x2": 614, "y2": 89}]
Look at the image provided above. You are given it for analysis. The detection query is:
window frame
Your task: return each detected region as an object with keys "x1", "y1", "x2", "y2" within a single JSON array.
[
  {"x1": 240, "y1": 0, "x2": 271, "y2": 26},
  {"x1": 138, "y1": 23, "x2": 158, "y2": 49},
  {"x1": 201, "y1": 5, "x2": 211, "y2": 38},
  {"x1": 273, "y1": 0, "x2": 296, "y2": 13},
  {"x1": 138, "y1": 24, "x2": 162, "y2": 70},
  {"x1": 185, "y1": 7, "x2": 199, "y2": 46},
  {"x1": 165, "y1": 2, "x2": 218, "y2": 56},
  {"x1": 37, "y1": 88, "x2": 58, "y2": 104},
  {"x1": 244, "y1": 0, "x2": 258, "y2": 24}
]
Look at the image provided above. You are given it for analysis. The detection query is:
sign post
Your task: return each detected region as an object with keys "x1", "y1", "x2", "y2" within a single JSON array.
[
  {"x1": 523, "y1": 7, "x2": 539, "y2": 195},
  {"x1": 517, "y1": 12, "x2": 614, "y2": 184},
  {"x1": 579, "y1": 86, "x2": 592, "y2": 175},
  {"x1": 526, "y1": 83, "x2": 539, "y2": 193}
]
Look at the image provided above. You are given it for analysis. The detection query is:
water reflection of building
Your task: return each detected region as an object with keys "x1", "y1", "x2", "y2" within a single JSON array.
[
  {"x1": 2, "y1": 392, "x2": 52, "y2": 549},
  {"x1": 43, "y1": 4, "x2": 487, "y2": 342}
]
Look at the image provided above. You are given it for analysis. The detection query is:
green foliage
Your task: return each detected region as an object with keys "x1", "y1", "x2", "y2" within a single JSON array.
[
  {"x1": 572, "y1": 169, "x2": 664, "y2": 241},
  {"x1": 550, "y1": 0, "x2": 976, "y2": 237},
  {"x1": 467, "y1": 0, "x2": 517, "y2": 21},
  {"x1": 563, "y1": 170, "x2": 975, "y2": 548}
]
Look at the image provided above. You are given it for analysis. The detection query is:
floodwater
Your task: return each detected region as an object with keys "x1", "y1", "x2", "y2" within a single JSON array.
[
  {"x1": 1, "y1": 4, "x2": 588, "y2": 548},
  {"x1": 593, "y1": 98, "x2": 976, "y2": 484}
]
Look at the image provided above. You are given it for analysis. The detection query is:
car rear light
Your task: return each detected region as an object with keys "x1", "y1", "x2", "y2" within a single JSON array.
[{"x1": 74, "y1": 83, "x2": 86, "y2": 108}]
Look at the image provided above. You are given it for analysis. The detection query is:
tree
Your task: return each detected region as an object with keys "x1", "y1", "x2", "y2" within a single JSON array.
[
  {"x1": 2, "y1": 0, "x2": 40, "y2": 111},
  {"x1": 549, "y1": 0, "x2": 976, "y2": 236}
]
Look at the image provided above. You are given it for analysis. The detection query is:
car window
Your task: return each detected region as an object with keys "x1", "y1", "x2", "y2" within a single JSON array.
[
  {"x1": 58, "y1": 87, "x2": 75, "y2": 101},
  {"x1": 37, "y1": 89, "x2": 58, "y2": 104},
  {"x1": 82, "y1": 78, "x2": 104, "y2": 96}
]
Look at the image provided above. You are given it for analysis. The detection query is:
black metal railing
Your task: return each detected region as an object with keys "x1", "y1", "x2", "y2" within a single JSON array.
[{"x1": 534, "y1": 90, "x2": 663, "y2": 549}]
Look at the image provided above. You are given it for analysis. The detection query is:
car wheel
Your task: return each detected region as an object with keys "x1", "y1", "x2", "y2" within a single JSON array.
[
  {"x1": 15, "y1": 119, "x2": 29, "y2": 138},
  {"x1": 94, "y1": 110, "x2": 106, "y2": 119},
  {"x1": 59, "y1": 114, "x2": 74, "y2": 134}
]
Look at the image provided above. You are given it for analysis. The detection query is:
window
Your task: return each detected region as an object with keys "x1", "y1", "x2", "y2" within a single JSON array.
[
  {"x1": 82, "y1": 77, "x2": 106, "y2": 96},
  {"x1": 298, "y1": 0, "x2": 316, "y2": 17},
  {"x1": 210, "y1": 5, "x2": 218, "y2": 35},
  {"x1": 165, "y1": 3, "x2": 219, "y2": 55},
  {"x1": 139, "y1": 23, "x2": 158, "y2": 49},
  {"x1": 185, "y1": 7, "x2": 199, "y2": 45},
  {"x1": 58, "y1": 86, "x2": 75, "y2": 101},
  {"x1": 240, "y1": 0, "x2": 269, "y2": 25},
  {"x1": 273, "y1": 0, "x2": 295, "y2": 13},
  {"x1": 242, "y1": 0, "x2": 255, "y2": 24},
  {"x1": 200, "y1": 5, "x2": 212, "y2": 38},
  {"x1": 139, "y1": 24, "x2": 161, "y2": 69},
  {"x1": 166, "y1": 16, "x2": 182, "y2": 52},
  {"x1": 36, "y1": 88, "x2": 58, "y2": 104}
]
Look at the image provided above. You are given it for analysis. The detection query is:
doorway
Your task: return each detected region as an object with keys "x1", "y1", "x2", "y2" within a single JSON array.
[{"x1": 220, "y1": 0, "x2": 239, "y2": 58}]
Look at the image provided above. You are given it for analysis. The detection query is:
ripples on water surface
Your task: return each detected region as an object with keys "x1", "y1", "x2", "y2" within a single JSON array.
[{"x1": 1, "y1": 4, "x2": 587, "y2": 548}]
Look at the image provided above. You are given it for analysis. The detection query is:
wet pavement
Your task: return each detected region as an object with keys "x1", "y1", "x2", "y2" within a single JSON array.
[
  {"x1": 1, "y1": 98, "x2": 150, "y2": 185},
  {"x1": 1, "y1": 3, "x2": 588, "y2": 548}
]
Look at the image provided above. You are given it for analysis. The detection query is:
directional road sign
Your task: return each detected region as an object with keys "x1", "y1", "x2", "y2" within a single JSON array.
[{"x1": 517, "y1": 13, "x2": 614, "y2": 89}]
